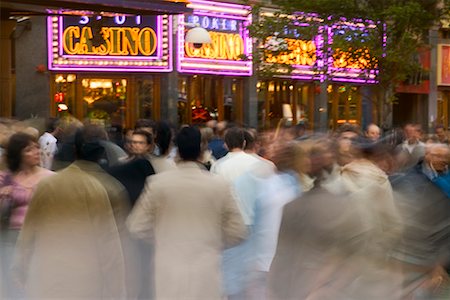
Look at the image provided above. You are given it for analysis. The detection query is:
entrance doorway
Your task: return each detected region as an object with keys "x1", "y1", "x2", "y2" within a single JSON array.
[
  {"x1": 178, "y1": 75, "x2": 244, "y2": 125},
  {"x1": 257, "y1": 80, "x2": 315, "y2": 130},
  {"x1": 327, "y1": 84, "x2": 362, "y2": 130},
  {"x1": 51, "y1": 74, "x2": 160, "y2": 129}
]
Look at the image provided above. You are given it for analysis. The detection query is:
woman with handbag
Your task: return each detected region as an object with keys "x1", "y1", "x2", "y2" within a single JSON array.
[{"x1": 0, "y1": 132, "x2": 54, "y2": 298}]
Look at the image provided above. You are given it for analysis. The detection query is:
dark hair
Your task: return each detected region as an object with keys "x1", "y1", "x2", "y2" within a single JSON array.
[
  {"x1": 243, "y1": 129, "x2": 256, "y2": 151},
  {"x1": 224, "y1": 127, "x2": 245, "y2": 150},
  {"x1": 135, "y1": 119, "x2": 156, "y2": 132},
  {"x1": 6, "y1": 132, "x2": 38, "y2": 172},
  {"x1": 74, "y1": 125, "x2": 107, "y2": 162},
  {"x1": 176, "y1": 126, "x2": 201, "y2": 161},
  {"x1": 351, "y1": 136, "x2": 394, "y2": 159},
  {"x1": 132, "y1": 129, "x2": 153, "y2": 145},
  {"x1": 335, "y1": 123, "x2": 362, "y2": 137},
  {"x1": 435, "y1": 124, "x2": 446, "y2": 131},
  {"x1": 155, "y1": 121, "x2": 172, "y2": 156},
  {"x1": 45, "y1": 117, "x2": 59, "y2": 133}
]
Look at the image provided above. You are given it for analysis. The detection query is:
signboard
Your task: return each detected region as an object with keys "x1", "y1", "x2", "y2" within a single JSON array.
[
  {"x1": 438, "y1": 44, "x2": 450, "y2": 86},
  {"x1": 48, "y1": 15, "x2": 172, "y2": 72},
  {"x1": 177, "y1": 0, "x2": 252, "y2": 76},
  {"x1": 259, "y1": 10, "x2": 382, "y2": 83},
  {"x1": 328, "y1": 19, "x2": 379, "y2": 83}
]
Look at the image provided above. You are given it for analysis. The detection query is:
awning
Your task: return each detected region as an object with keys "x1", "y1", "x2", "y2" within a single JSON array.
[{"x1": 1, "y1": 0, "x2": 192, "y2": 17}]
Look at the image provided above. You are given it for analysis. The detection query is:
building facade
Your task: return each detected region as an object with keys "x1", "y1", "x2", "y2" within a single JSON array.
[{"x1": 4, "y1": 0, "x2": 444, "y2": 132}]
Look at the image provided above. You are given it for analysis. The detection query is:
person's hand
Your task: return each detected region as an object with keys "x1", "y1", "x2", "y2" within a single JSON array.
[
  {"x1": 0, "y1": 185, "x2": 12, "y2": 200},
  {"x1": 422, "y1": 265, "x2": 449, "y2": 293}
]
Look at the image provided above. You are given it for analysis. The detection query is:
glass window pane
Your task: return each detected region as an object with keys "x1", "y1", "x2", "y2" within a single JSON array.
[{"x1": 81, "y1": 78, "x2": 127, "y2": 128}]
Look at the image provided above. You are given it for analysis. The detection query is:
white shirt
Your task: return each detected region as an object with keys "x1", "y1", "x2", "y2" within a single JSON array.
[
  {"x1": 211, "y1": 151, "x2": 263, "y2": 225},
  {"x1": 38, "y1": 132, "x2": 57, "y2": 170},
  {"x1": 210, "y1": 151, "x2": 260, "y2": 182}
]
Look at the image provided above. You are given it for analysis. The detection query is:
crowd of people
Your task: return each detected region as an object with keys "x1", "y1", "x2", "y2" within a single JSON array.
[{"x1": 0, "y1": 116, "x2": 449, "y2": 300}]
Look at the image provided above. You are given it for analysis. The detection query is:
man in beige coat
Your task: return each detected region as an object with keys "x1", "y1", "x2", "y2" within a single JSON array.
[
  {"x1": 12, "y1": 127, "x2": 127, "y2": 299},
  {"x1": 127, "y1": 126, "x2": 247, "y2": 300}
]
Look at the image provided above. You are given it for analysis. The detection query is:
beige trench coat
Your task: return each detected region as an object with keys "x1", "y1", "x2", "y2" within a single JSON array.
[
  {"x1": 127, "y1": 161, "x2": 247, "y2": 300},
  {"x1": 75, "y1": 160, "x2": 141, "y2": 299},
  {"x1": 13, "y1": 162, "x2": 127, "y2": 299}
]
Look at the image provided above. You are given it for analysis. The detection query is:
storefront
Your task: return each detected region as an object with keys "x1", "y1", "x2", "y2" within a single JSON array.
[
  {"x1": 48, "y1": 14, "x2": 172, "y2": 128},
  {"x1": 256, "y1": 11, "x2": 380, "y2": 130},
  {"x1": 1, "y1": 0, "x2": 190, "y2": 119},
  {"x1": 437, "y1": 43, "x2": 450, "y2": 127},
  {"x1": 176, "y1": 0, "x2": 252, "y2": 125}
]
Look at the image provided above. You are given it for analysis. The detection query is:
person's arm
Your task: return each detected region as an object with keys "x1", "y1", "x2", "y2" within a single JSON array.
[
  {"x1": 221, "y1": 182, "x2": 248, "y2": 248},
  {"x1": 11, "y1": 183, "x2": 46, "y2": 286},
  {"x1": 126, "y1": 176, "x2": 160, "y2": 242}
]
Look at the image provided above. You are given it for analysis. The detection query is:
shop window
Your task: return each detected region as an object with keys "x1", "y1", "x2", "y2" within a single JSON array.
[
  {"x1": 328, "y1": 84, "x2": 361, "y2": 129},
  {"x1": 257, "y1": 80, "x2": 313, "y2": 129},
  {"x1": 81, "y1": 78, "x2": 127, "y2": 128},
  {"x1": 136, "y1": 78, "x2": 155, "y2": 119},
  {"x1": 53, "y1": 74, "x2": 76, "y2": 116}
]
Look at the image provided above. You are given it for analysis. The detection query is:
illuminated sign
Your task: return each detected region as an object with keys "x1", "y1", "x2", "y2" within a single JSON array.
[
  {"x1": 265, "y1": 38, "x2": 317, "y2": 66},
  {"x1": 48, "y1": 15, "x2": 172, "y2": 72},
  {"x1": 178, "y1": 0, "x2": 252, "y2": 76},
  {"x1": 438, "y1": 44, "x2": 450, "y2": 86},
  {"x1": 259, "y1": 10, "x2": 381, "y2": 83},
  {"x1": 328, "y1": 20, "x2": 379, "y2": 83}
]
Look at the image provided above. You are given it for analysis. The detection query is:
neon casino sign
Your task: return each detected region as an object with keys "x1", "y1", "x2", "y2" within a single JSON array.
[
  {"x1": 260, "y1": 10, "x2": 382, "y2": 83},
  {"x1": 48, "y1": 15, "x2": 172, "y2": 72},
  {"x1": 177, "y1": 0, "x2": 252, "y2": 76},
  {"x1": 327, "y1": 19, "x2": 380, "y2": 83}
]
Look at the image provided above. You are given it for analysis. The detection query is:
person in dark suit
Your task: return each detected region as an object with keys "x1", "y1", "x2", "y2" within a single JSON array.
[
  {"x1": 390, "y1": 143, "x2": 450, "y2": 299},
  {"x1": 107, "y1": 130, "x2": 156, "y2": 207}
]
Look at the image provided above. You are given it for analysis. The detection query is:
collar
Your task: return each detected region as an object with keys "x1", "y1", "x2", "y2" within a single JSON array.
[
  {"x1": 421, "y1": 162, "x2": 448, "y2": 181},
  {"x1": 176, "y1": 161, "x2": 207, "y2": 171},
  {"x1": 72, "y1": 160, "x2": 104, "y2": 173}
]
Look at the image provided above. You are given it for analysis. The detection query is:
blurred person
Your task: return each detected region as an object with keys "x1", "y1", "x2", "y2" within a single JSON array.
[
  {"x1": 243, "y1": 128, "x2": 274, "y2": 168},
  {"x1": 269, "y1": 139, "x2": 368, "y2": 300},
  {"x1": 122, "y1": 127, "x2": 134, "y2": 154},
  {"x1": 134, "y1": 118, "x2": 157, "y2": 136},
  {"x1": 390, "y1": 143, "x2": 450, "y2": 299},
  {"x1": 0, "y1": 122, "x2": 15, "y2": 171},
  {"x1": 124, "y1": 129, "x2": 175, "y2": 173},
  {"x1": 217, "y1": 129, "x2": 277, "y2": 299},
  {"x1": 229, "y1": 141, "x2": 301, "y2": 299},
  {"x1": 335, "y1": 123, "x2": 362, "y2": 140},
  {"x1": 108, "y1": 129, "x2": 160, "y2": 300},
  {"x1": 0, "y1": 132, "x2": 54, "y2": 298},
  {"x1": 211, "y1": 127, "x2": 260, "y2": 188},
  {"x1": 334, "y1": 123, "x2": 362, "y2": 166},
  {"x1": 152, "y1": 121, "x2": 177, "y2": 172},
  {"x1": 38, "y1": 118, "x2": 61, "y2": 170},
  {"x1": 108, "y1": 130, "x2": 156, "y2": 206},
  {"x1": 338, "y1": 139, "x2": 403, "y2": 299},
  {"x1": 135, "y1": 119, "x2": 159, "y2": 155},
  {"x1": 129, "y1": 129, "x2": 154, "y2": 160},
  {"x1": 155, "y1": 120, "x2": 173, "y2": 158},
  {"x1": 127, "y1": 126, "x2": 247, "y2": 300},
  {"x1": 52, "y1": 115, "x2": 83, "y2": 171},
  {"x1": 293, "y1": 122, "x2": 310, "y2": 141},
  {"x1": 12, "y1": 126, "x2": 127, "y2": 299},
  {"x1": 211, "y1": 126, "x2": 261, "y2": 229},
  {"x1": 200, "y1": 127, "x2": 216, "y2": 170},
  {"x1": 21, "y1": 126, "x2": 39, "y2": 140},
  {"x1": 434, "y1": 124, "x2": 449, "y2": 144},
  {"x1": 310, "y1": 138, "x2": 344, "y2": 195},
  {"x1": 209, "y1": 120, "x2": 228, "y2": 159},
  {"x1": 293, "y1": 140, "x2": 316, "y2": 192},
  {"x1": 395, "y1": 123, "x2": 426, "y2": 170},
  {"x1": 365, "y1": 123, "x2": 381, "y2": 141},
  {"x1": 426, "y1": 143, "x2": 450, "y2": 198},
  {"x1": 72, "y1": 125, "x2": 141, "y2": 299}
]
